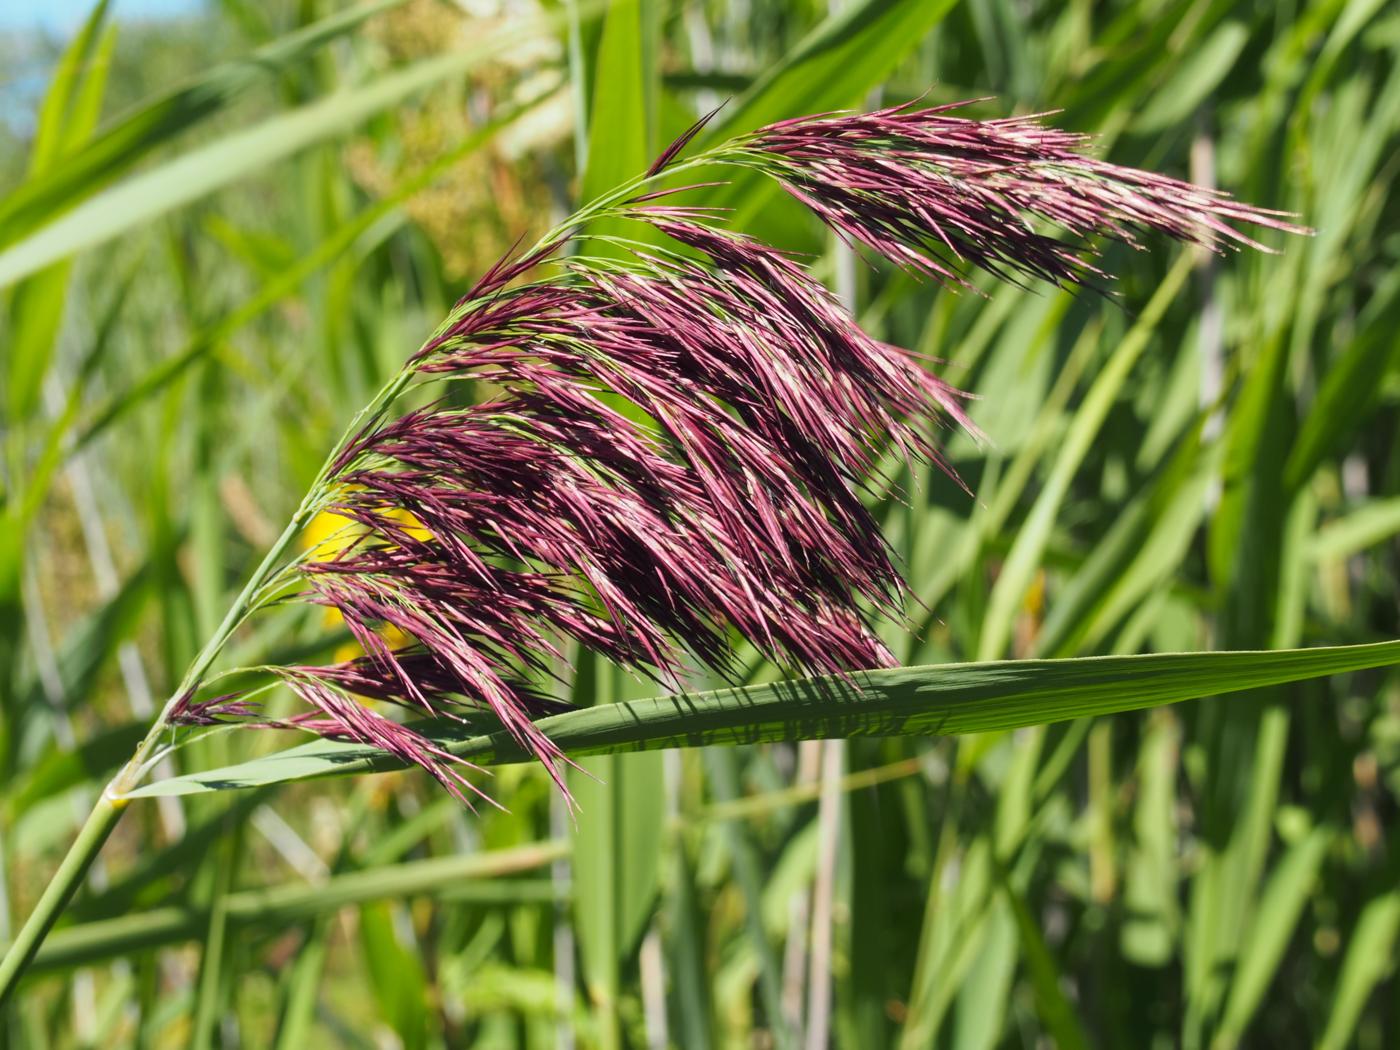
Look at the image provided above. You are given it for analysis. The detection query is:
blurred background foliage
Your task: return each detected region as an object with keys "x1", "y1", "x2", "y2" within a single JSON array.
[{"x1": 2, "y1": 0, "x2": 1399, "y2": 1046}]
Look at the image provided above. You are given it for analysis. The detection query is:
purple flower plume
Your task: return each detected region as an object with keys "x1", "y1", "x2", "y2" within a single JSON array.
[
  {"x1": 174, "y1": 100, "x2": 1305, "y2": 804},
  {"x1": 283, "y1": 220, "x2": 968, "y2": 799},
  {"x1": 738, "y1": 99, "x2": 1307, "y2": 289}
]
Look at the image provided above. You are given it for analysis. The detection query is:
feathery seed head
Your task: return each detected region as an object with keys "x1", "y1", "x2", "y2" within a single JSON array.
[
  {"x1": 739, "y1": 99, "x2": 1307, "y2": 290},
  {"x1": 175, "y1": 99, "x2": 1307, "y2": 805}
]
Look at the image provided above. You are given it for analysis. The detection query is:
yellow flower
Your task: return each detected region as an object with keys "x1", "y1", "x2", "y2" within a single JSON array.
[
  {"x1": 302, "y1": 507, "x2": 425, "y2": 661},
  {"x1": 301, "y1": 507, "x2": 360, "y2": 562}
]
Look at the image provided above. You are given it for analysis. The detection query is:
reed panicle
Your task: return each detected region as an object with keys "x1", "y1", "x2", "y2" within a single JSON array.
[
  {"x1": 168, "y1": 100, "x2": 1303, "y2": 805},
  {"x1": 736, "y1": 99, "x2": 1308, "y2": 289}
]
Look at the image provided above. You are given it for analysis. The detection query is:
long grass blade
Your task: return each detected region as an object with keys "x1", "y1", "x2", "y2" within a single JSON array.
[{"x1": 127, "y1": 640, "x2": 1400, "y2": 797}]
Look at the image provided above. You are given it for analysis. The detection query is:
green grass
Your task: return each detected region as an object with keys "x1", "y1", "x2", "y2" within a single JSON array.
[{"x1": 3, "y1": 0, "x2": 1399, "y2": 1046}]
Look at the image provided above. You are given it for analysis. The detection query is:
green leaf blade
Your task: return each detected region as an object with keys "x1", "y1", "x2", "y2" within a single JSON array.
[{"x1": 126, "y1": 640, "x2": 1400, "y2": 798}]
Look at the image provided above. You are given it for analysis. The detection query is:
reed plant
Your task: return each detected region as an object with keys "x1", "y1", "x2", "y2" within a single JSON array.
[{"x1": 3, "y1": 2, "x2": 1398, "y2": 1046}]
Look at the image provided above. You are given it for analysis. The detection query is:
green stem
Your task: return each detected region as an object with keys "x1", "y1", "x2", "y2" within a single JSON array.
[
  {"x1": 0, "y1": 795, "x2": 123, "y2": 1007},
  {"x1": 114, "y1": 512, "x2": 312, "y2": 796},
  {"x1": 0, "y1": 506, "x2": 312, "y2": 1005}
]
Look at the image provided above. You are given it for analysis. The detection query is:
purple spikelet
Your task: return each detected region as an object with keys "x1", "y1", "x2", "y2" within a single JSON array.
[
  {"x1": 176, "y1": 99, "x2": 1306, "y2": 804},
  {"x1": 741, "y1": 99, "x2": 1308, "y2": 289}
]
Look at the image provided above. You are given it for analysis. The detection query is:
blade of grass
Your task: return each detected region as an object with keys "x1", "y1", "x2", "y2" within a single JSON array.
[
  {"x1": 190, "y1": 825, "x2": 237, "y2": 1050},
  {"x1": 1132, "y1": 20, "x2": 1250, "y2": 132},
  {"x1": 13, "y1": 842, "x2": 566, "y2": 975},
  {"x1": 1284, "y1": 273, "x2": 1400, "y2": 493},
  {"x1": 1309, "y1": 497, "x2": 1400, "y2": 562},
  {"x1": 996, "y1": 863, "x2": 1090, "y2": 1050},
  {"x1": 0, "y1": 0, "x2": 408, "y2": 250},
  {"x1": 1213, "y1": 826, "x2": 1332, "y2": 1048},
  {"x1": 5, "y1": 2, "x2": 114, "y2": 423},
  {"x1": 706, "y1": 746, "x2": 793, "y2": 1046},
  {"x1": 125, "y1": 638, "x2": 1400, "y2": 794},
  {"x1": 0, "y1": 8, "x2": 575, "y2": 290},
  {"x1": 569, "y1": 659, "x2": 667, "y2": 1050},
  {"x1": 950, "y1": 896, "x2": 1017, "y2": 1050},
  {"x1": 979, "y1": 251, "x2": 1193, "y2": 661},
  {"x1": 271, "y1": 918, "x2": 332, "y2": 1050},
  {"x1": 1035, "y1": 413, "x2": 1218, "y2": 659},
  {"x1": 70, "y1": 94, "x2": 548, "y2": 453},
  {"x1": 696, "y1": 0, "x2": 959, "y2": 245},
  {"x1": 1120, "y1": 709, "x2": 1181, "y2": 966},
  {"x1": 359, "y1": 901, "x2": 430, "y2": 1050},
  {"x1": 899, "y1": 824, "x2": 993, "y2": 1048},
  {"x1": 1316, "y1": 891, "x2": 1400, "y2": 1050},
  {"x1": 664, "y1": 839, "x2": 716, "y2": 1049}
]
